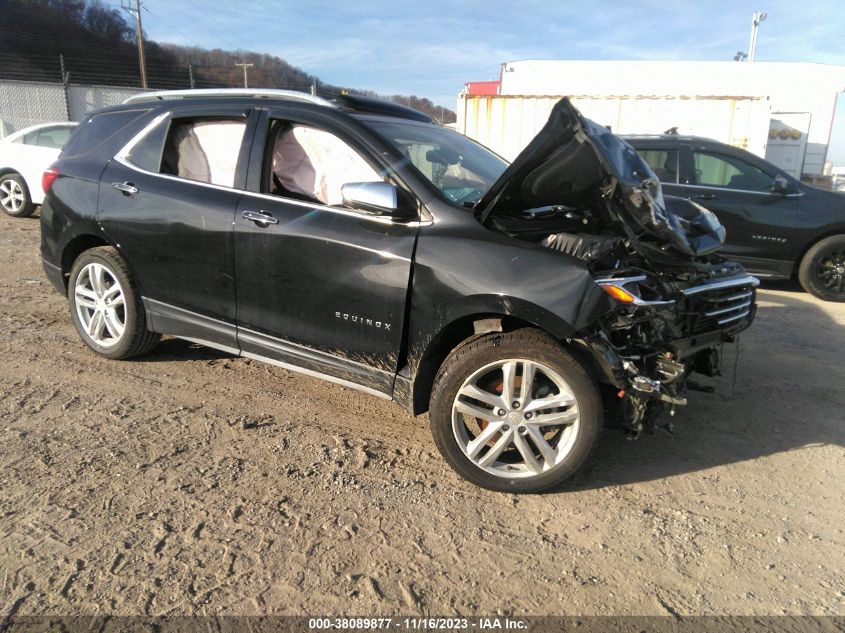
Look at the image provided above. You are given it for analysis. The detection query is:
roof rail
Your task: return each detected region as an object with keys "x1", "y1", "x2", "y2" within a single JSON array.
[{"x1": 123, "y1": 88, "x2": 336, "y2": 107}]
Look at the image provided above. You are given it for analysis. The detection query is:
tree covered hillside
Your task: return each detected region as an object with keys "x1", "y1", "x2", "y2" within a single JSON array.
[{"x1": 0, "y1": 0, "x2": 457, "y2": 123}]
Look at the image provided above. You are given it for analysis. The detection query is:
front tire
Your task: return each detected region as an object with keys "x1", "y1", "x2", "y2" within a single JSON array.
[
  {"x1": 798, "y1": 235, "x2": 845, "y2": 302},
  {"x1": 68, "y1": 247, "x2": 160, "y2": 359},
  {"x1": 429, "y1": 329, "x2": 602, "y2": 493},
  {"x1": 0, "y1": 173, "x2": 34, "y2": 218}
]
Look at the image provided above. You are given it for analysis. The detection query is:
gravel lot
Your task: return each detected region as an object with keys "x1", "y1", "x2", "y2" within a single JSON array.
[{"x1": 0, "y1": 212, "x2": 843, "y2": 617}]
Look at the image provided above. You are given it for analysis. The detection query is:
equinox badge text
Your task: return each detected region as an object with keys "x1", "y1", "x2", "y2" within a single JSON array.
[{"x1": 335, "y1": 312, "x2": 391, "y2": 331}]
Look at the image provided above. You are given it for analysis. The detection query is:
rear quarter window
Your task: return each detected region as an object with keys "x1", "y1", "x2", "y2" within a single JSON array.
[
  {"x1": 125, "y1": 118, "x2": 169, "y2": 173},
  {"x1": 62, "y1": 109, "x2": 150, "y2": 158}
]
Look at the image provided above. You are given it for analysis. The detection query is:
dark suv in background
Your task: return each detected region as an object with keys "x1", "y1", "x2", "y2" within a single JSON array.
[
  {"x1": 626, "y1": 134, "x2": 845, "y2": 301},
  {"x1": 41, "y1": 91, "x2": 757, "y2": 492}
]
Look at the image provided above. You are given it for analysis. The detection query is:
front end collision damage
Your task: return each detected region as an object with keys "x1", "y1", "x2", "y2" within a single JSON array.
[
  {"x1": 362, "y1": 94, "x2": 759, "y2": 440},
  {"x1": 572, "y1": 272, "x2": 759, "y2": 436}
]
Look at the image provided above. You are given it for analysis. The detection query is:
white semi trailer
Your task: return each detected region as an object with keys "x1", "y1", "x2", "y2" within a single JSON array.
[{"x1": 457, "y1": 93, "x2": 771, "y2": 162}]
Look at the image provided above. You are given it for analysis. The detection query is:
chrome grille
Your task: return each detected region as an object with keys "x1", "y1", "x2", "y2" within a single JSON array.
[
  {"x1": 702, "y1": 289, "x2": 754, "y2": 325},
  {"x1": 681, "y1": 275, "x2": 759, "y2": 335}
]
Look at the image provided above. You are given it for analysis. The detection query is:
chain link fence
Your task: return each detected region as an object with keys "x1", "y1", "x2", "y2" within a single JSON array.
[{"x1": 0, "y1": 80, "x2": 144, "y2": 137}]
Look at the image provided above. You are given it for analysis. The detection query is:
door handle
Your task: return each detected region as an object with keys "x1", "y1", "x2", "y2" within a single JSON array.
[
  {"x1": 242, "y1": 209, "x2": 279, "y2": 226},
  {"x1": 112, "y1": 181, "x2": 138, "y2": 195},
  {"x1": 692, "y1": 193, "x2": 718, "y2": 201}
]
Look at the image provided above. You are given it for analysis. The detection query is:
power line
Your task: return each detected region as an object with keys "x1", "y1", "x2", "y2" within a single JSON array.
[
  {"x1": 145, "y1": 0, "x2": 244, "y2": 53},
  {"x1": 139, "y1": 4, "x2": 204, "y2": 50},
  {"x1": 180, "y1": 0, "x2": 250, "y2": 51}
]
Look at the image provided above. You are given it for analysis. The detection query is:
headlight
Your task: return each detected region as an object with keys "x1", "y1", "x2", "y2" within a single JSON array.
[{"x1": 595, "y1": 274, "x2": 675, "y2": 307}]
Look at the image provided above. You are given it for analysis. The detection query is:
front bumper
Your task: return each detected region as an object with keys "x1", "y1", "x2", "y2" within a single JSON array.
[{"x1": 582, "y1": 272, "x2": 759, "y2": 400}]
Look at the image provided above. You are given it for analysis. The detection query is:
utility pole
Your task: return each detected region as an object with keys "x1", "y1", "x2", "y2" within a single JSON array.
[
  {"x1": 188, "y1": 63, "x2": 195, "y2": 89},
  {"x1": 235, "y1": 62, "x2": 253, "y2": 88},
  {"x1": 121, "y1": 0, "x2": 148, "y2": 88},
  {"x1": 748, "y1": 11, "x2": 767, "y2": 62}
]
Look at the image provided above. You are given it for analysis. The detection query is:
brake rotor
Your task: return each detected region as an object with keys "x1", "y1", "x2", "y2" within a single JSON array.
[{"x1": 477, "y1": 375, "x2": 522, "y2": 431}]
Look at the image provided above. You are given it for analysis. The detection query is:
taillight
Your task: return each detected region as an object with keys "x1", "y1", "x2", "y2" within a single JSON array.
[{"x1": 42, "y1": 168, "x2": 60, "y2": 194}]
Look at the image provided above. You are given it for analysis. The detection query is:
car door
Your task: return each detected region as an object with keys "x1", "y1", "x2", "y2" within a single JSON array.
[
  {"x1": 680, "y1": 146, "x2": 800, "y2": 271},
  {"x1": 99, "y1": 105, "x2": 258, "y2": 349},
  {"x1": 234, "y1": 108, "x2": 419, "y2": 395}
]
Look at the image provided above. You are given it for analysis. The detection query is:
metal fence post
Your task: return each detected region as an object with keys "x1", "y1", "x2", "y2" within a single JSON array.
[{"x1": 59, "y1": 55, "x2": 71, "y2": 122}]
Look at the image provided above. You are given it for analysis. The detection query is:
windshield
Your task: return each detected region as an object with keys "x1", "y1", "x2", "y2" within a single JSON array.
[{"x1": 363, "y1": 119, "x2": 508, "y2": 206}]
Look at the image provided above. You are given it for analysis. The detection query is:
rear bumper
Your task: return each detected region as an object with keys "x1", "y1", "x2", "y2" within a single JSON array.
[{"x1": 42, "y1": 258, "x2": 65, "y2": 294}]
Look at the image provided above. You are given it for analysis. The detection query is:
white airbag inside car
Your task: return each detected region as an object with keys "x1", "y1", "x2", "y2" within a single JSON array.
[
  {"x1": 176, "y1": 121, "x2": 246, "y2": 188},
  {"x1": 273, "y1": 126, "x2": 381, "y2": 206}
]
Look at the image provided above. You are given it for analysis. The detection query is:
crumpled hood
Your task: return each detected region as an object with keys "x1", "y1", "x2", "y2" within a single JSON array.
[{"x1": 477, "y1": 97, "x2": 724, "y2": 257}]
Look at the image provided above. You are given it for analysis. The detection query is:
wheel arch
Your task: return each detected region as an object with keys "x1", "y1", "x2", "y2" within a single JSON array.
[
  {"x1": 60, "y1": 234, "x2": 113, "y2": 290},
  {"x1": 403, "y1": 302, "x2": 584, "y2": 416}
]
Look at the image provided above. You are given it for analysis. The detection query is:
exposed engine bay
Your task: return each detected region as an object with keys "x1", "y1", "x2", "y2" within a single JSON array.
[
  {"x1": 475, "y1": 98, "x2": 759, "y2": 436},
  {"x1": 491, "y1": 202, "x2": 757, "y2": 435}
]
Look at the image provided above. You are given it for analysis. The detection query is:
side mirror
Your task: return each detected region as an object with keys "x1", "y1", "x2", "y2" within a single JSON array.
[
  {"x1": 772, "y1": 175, "x2": 795, "y2": 195},
  {"x1": 341, "y1": 182, "x2": 416, "y2": 219}
]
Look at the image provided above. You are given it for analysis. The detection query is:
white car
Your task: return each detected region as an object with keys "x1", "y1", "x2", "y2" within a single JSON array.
[{"x1": 0, "y1": 122, "x2": 77, "y2": 217}]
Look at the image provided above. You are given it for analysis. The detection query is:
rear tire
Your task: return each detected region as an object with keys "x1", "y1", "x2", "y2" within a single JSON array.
[
  {"x1": 0, "y1": 173, "x2": 34, "y2": 218},
  {"x1": 429, "y1": 328, "x2": 602, "y2": 493},
  {"x1": 798, "y1": 235, "x2": 845, "y2": 302},
  {"x1": 68, "y1": 246, "x2": 160, "y2": 359}
]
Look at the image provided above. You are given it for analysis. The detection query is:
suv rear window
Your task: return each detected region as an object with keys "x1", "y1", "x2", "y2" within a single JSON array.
[
  {"x1": 160, "y1": 119, "x2": 246, "y2": 188},
  {"x1": 62, "y1": 109, "x2": 149, "y2": 158}
]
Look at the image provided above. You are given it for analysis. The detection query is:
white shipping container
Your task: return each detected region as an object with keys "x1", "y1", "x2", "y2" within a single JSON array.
[{"x1": 457, "y1": 94, "x2": 772, "y2": 163}]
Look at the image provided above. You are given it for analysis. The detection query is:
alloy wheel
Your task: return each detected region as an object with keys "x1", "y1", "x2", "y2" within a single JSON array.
[
  {"x1": 816, "y1": 248, "x2": 845, "y2": 295},
  {"x1": 74, "y1": 262, "x2": 126, "y2": 347},
  {"x1": 0, "y1": 179, "x2": 24, "y2": 214},
  {"x1": 451, "y1": 358, "x2": 580, "y2": 479}
]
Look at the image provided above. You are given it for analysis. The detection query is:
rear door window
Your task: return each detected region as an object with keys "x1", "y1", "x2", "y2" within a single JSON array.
[
  {"x1": 636, "y1": 148, "x2": 679, "y2": 184},
  {"x1": 160, "y1": 119, "x2": 247, "y2": 188}
]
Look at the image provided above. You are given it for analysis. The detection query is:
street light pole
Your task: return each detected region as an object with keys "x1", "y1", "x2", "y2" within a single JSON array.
[{"x1": 748, "y1": 11, "x2": 767, "y2": 62}]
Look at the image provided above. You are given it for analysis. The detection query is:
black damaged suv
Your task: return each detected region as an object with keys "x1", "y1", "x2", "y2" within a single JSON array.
[{"x1": 41, "y1": 90, "x2": 757, "y2": 492}]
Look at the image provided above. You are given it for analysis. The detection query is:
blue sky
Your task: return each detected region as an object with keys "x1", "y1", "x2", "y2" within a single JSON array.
[{"x1": 139, "y1": 0, "x2": 845, "y2": 163}]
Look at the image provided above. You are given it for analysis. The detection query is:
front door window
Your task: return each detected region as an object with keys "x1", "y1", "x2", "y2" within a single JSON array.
[
  {"x1": 268, "y1": 124, "x2": 382, "y2": 206},
  {"x1": 692, "y1": 151, "x2": 774, "y2": 192}
]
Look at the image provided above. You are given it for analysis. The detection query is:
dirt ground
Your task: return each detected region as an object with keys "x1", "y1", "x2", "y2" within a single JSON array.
[{"x1": 0, "y1": 212, "x2": 843, "y2": 618}]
